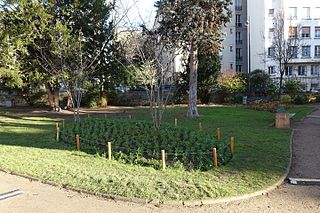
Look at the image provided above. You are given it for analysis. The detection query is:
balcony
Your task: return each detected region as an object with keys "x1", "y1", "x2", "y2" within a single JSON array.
[
  {"x1": 236, "y1": 56, "x2": 243, "y2": 62},
  {"x1": 236, "y1": 40, "x2": 243, "y2": 45},
  {"x1": 236, "y1": 23, "x2": 242, "y2": 28}
]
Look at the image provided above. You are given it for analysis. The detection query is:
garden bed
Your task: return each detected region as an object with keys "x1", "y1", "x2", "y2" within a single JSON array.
[{"x1": 60, "y1": 119, "x2": 231, "y2": 170}]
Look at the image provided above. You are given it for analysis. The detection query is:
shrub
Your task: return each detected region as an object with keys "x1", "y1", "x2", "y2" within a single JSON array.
[
  {"x1": 293, "y1": 94, "x2": 308, "y2": 105},
  {"x1": 284, "y1": 80, "x2": 302, "y2": 98},
  {"x1": 280, "y1": 95, "x2": 292, "y2": 104},
  {"x1": 215, "y1": 73, "x2": 246, "y2": 103}
]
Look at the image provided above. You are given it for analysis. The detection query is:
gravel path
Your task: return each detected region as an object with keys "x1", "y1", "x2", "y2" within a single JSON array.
[{"x1": 1, "y1": 107, "x2": 320, "y2": 212}]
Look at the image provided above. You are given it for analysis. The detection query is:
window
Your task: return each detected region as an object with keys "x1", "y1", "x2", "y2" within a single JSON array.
[
  {"x1": 285, "y1": 66, "x2": 293, "y2": 76},
  {"x1": 315, "y1": 46, "x2": 320, "y2": 57},
  {"x1": 298, "y1": 66, "x2": 307, "y2": 76},
  {"x1": 268, "y1": 47, "x2": 275, "y2": 57},
  {"x1": 236, "y1": 48, "x2": 242, "y2": 60},
  {"x1": 230, "y1": 28, "x2": 233, "y2": 34},
  {"x1": 288, "y1": 7, "x2": 297, "y2": 19},
  {"x1": 235, "y1": 0, "x2": 242, "y2": 10},
  {"x1": 311, "y1": 83, "x2": 319, "y2": 90},
  {"x1": 290, "y1": 46, "x2": 298, "y2": 58},
  {"x1": 315, "y1": 27, "x2": 320, "y2": 38},
  {"x1": 302, "y1": 46, "x2": 311, "y2": 58},
  {"x1": 236, "y1": 32, "x2": 242, "y2": 44},
  {"x1": 302, "y1": 26, "x2": 311, "y2": 38},
  {"x1": 230, "y1": 63, "x2": 233, "y2": 70},
  {"x1": 311, "y1": 65, "x2": 319, "y2": 75},
  {"x1": 289, "y1": 27, "x2": 297, "y2": 38},
  {"x1": 268, "y1": 66, "x2": 275, "y2": 74},
  {"x1": 268, "y1": 9, "x2": 275, "y2": 17},
  {"x1": 236, "y1": 65, "x2": 242, "y2": 73},
  {"x1": 230, "y1": 46, "x2": 233, "y2": 52},
  {"x1": 302, "y1": 7, "x2": 311, "y2": 19},
  {"x1": 236, "y1": 15, "x2": 242, "y2": 27},
  {"x1": 268, "y1": 28, "x2": 274, "y2": 39}
]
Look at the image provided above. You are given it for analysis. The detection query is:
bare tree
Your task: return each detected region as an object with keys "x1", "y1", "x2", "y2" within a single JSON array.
[
  {"x1": 269, "y1": 10, "x2": 301, "y2": 97},
  {"x1": 121, "y1": 30, "x2": 177, "y2": 131}
]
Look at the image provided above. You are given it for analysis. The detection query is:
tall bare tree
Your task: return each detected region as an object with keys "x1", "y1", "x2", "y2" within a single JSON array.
[{"x1": 269, "y1": 10, "x2": 301, "y2": 97}]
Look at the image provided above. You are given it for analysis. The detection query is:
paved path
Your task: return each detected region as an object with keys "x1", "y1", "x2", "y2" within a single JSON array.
[
  {"x1": 289, "y1": 107, "x2": 320, "y2": 179},
  {"x1": 1, "y1": 107, "x2": 320, "y2": 212}
]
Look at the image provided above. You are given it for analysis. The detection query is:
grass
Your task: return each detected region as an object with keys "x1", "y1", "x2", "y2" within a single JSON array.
[
  {"x1": 287, "y1": 105, "x2": 315, "y2": 121},
  {"x1": 0, "y1": 106, "x2": 313, "y2": 201}
]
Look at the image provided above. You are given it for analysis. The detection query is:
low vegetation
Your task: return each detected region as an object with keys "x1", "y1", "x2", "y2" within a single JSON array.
[{"x1": 60, "y1": 119, "x2": 231, "y2": 170}]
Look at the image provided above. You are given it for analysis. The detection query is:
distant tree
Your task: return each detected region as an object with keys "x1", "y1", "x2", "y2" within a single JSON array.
[
  {"x1": 268, "y1": 9, "x2": 301, "y2": 98},
  {"x1": 155, "y1": 0, "x2": 232, "y2": 117},
  {"x1": 241, "y1": 69, "x2": 273, "y2": 97}
]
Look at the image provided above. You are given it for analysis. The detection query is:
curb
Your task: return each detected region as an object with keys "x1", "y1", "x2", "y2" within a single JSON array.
[{"x1": 0, "y1": 130, "x2": 295, "y2": 207}]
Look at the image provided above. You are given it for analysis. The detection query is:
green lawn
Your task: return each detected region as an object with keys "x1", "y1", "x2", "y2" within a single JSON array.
[{"x1": 0, "y1": 106, "x2": 313, "y2": 202}]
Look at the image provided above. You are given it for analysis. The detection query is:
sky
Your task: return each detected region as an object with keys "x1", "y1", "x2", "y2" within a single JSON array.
[{"x1": 116, "y1": 0, "x2": 157, "y2": 29}]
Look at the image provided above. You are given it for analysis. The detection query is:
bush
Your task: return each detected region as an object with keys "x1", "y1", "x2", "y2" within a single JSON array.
[
  {"x1": 293, "y1": 94, "x2": 308, "y2": 105},
  {"x1": 280, "y1": 95, "x2": 292, "y2": 104},
  {"x1": 81, "y1": 84, "x2": 100, "y2": 108},
  {"x1": 109, "y1": 91, "x2": 149, "y2": 106},
  {"x1": 284, "y1": 80, "x2": 302, "y2": 98}
]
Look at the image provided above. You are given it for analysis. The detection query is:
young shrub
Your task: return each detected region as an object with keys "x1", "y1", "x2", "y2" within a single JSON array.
[
  {"x1": 293, "y1": 94, "x2": 308, "y2": 105},
  {"x1": 280, "y1": 95, "x2": 292, "y2": 104},
  {"x1": 283, "y1": 80, "x2": 303, "y2": 99}
]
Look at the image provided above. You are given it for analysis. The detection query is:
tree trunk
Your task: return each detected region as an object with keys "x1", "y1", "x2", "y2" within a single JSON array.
[
  {"x1": 278, "y1": 62, "x2": 284, "y2": 99},
  {"x1": 187, "y1": 42, "x2": 199, "y2": 117},
  {"x1": 45, "y1": 83, "x2": 59, "y2": 110}
]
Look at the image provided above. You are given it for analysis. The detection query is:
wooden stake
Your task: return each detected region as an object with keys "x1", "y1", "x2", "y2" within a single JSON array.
[
  {"x1": 56, "y1": 127, "x2": 60, "y2": 142},
  {"x1": 161, "y1": 150, "x2": 166, "y2": 171},
  {"x1": 87, "y1": 114, "x2": 90, "y2": 118},
  {"x1": 174, "y1": 118, "x2": 177, "y2": 127},
  {"x1": 55, "y1": 121, "x2": 59, "y2": 130},
  {"x1": 128, "y1": 114, "x2": 132, "y2": 119},
  {"x1": 76, "y1": 135, "x2": 80, "y2": 151},
  {"x1": 213, "y1": 148, "x2": 218, "y2": 168},
  {"x1": 230, "y1": 137, "x2": 235, "y2": 157},
  {"x1": 104, "y1": 114, "x2": 107, "y2": 119},
  {"x1": 62, "y1": 119, "x2": 65, "y2": 128},
  {"x1": 199, "y1": 122, "x2": 202, "y2": 131},
  {"x1": 217, "y1": 128, "x2": 221, "y2": 140},
  {"x1": 108, "y1": 142, "x2": 112, "y2": 160}
]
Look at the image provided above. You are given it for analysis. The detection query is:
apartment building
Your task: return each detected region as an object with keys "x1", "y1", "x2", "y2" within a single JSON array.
[{"x1": 221, "y1": 0, "x2": 320, "y2": 91}]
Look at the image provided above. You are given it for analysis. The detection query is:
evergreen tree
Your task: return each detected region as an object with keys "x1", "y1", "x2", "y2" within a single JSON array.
[{"x1": 155, "y1": 0, "x2": 231, "y2": 117}]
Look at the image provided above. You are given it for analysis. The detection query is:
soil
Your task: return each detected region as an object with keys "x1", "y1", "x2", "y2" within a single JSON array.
[{"x1": 1, "y1": 106, "x2": 320, "y2": 212}]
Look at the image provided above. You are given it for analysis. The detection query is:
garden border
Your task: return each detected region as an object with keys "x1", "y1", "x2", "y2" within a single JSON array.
[{"x1": 0, "y1": 130, "x2": 294, "y2": 207}]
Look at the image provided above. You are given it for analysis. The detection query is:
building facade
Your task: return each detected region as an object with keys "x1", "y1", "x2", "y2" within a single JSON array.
[{"x1": 221, "y1": 0, "x2": 320, "y2": 91}]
